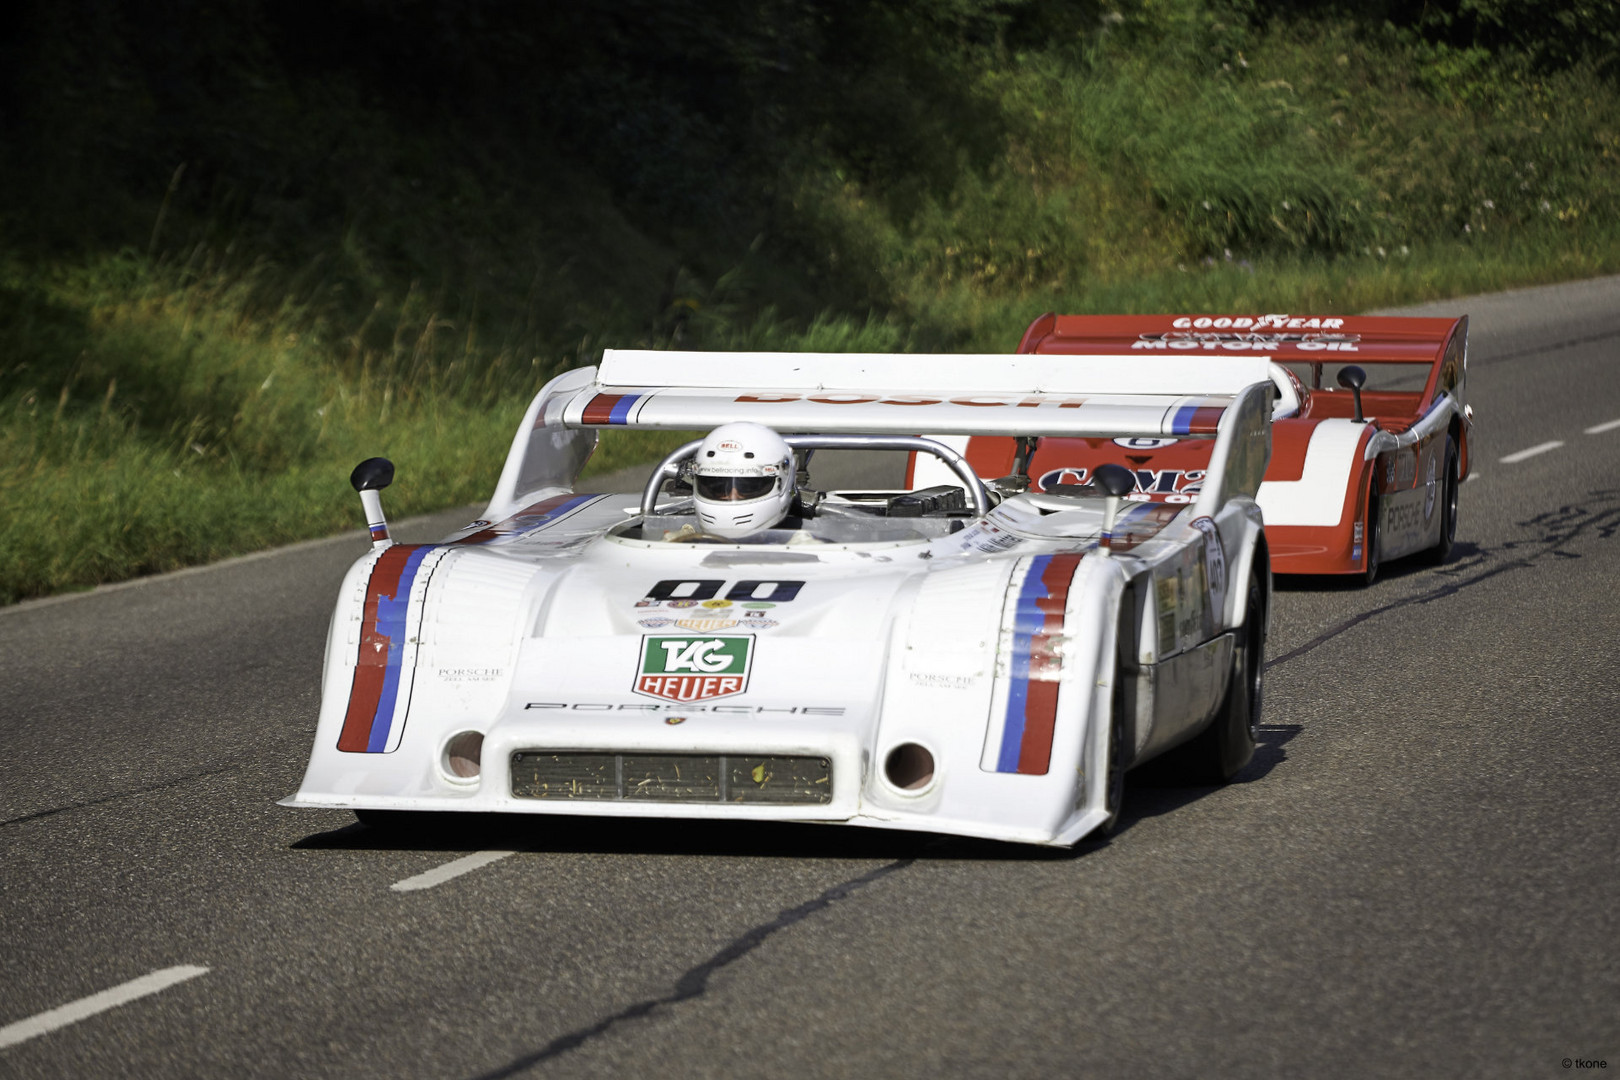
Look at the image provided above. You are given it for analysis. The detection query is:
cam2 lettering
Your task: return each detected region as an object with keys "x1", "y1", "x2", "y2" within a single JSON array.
[{"x1": 1037, "y1": 467, "x2": 1205, "y2": 496}]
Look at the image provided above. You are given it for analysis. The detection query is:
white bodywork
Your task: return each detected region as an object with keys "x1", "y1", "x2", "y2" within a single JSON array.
[{"x1": 285, "y1": 353, "x2": 1272, "y2": 846}]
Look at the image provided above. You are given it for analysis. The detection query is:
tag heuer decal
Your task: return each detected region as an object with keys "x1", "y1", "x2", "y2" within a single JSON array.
[{"x1": 635, "y1": 635, "x2": 754, "y2": 702}]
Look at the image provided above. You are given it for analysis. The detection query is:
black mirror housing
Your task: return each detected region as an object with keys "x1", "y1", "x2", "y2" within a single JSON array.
[
  {"x1": 1336, "y1": 365, "x2": 1368, "y2": 423},
  {"x1": 350, "y1": 457, "x2": 395, "y2": 492}
]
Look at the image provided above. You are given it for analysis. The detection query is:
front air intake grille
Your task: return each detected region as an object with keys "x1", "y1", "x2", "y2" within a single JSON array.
[{"x1": 510, "y1": 752, "x2": 833, "y2": 805}]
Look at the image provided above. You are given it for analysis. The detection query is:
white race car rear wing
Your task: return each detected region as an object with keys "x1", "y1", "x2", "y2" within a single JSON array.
[{"x1": 486, "y1": 351, "x2": 1273, "y2": 519}]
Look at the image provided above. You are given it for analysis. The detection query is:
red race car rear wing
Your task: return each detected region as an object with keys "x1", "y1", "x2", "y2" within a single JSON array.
[{"x1": 1017, "y1": 312, "x2": 1469, "y2": 415}]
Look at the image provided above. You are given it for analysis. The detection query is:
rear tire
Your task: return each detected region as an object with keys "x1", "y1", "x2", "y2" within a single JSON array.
[
  {"x1": 1361, "y1": 483, "x2": 1381, "y2": 585},
  {"x1": 1096, "y1": 662, "x2": 1129, "y2": 837},
  {"x1": 1146, "y1": 572, "x2": 1265, "y2": 785},
  {"x1": 1421, "y1": 436, "x2": 1459, "y2": 566}
]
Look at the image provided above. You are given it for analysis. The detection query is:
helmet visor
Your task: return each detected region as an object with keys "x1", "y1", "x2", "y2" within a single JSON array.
[{"x1": 696, "y1": 474, "x2": 778, "y2": 502}]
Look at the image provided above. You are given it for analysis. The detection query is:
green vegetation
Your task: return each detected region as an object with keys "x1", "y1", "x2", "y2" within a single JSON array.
[{"x1": 4, "y1": 0, "x2": 1620, "y2": 603}]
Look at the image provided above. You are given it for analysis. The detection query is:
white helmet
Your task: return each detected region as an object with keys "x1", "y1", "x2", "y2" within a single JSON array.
[{"x1": 692, "y1": 422, "x2": 795, "y2": 538}]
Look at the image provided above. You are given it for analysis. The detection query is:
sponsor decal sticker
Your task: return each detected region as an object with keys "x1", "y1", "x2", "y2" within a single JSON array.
[
  {"x1": 742, "y1": 601, "x2": 776, "y2": 609},
  {"x1": 954, "y1": 521, "x2": 1027, "y2": 554},
  {"x1": 676, "y1": 617, "x2": 738, "y2": 631},
  {"x1": 635, "y1": 599, "x2": 660, "y2": 608},
  {"x1": 438, "y1": 667, "x2": 504, "y2": 683},
  {"x1": 667, "y1": 600, "x2": 700, "y2": 609},
  {"x1": 1169, "y1": 314, "x2": 1345, "y2": 330},
  {"x1": 701, "y1": 599, "x2": 733, "y2": 609},
  {"x1": 1424, "y1": 453, "x2": 1438, "y2": 522},
  {"x1": 635, "y1": 635, "x2": 754, "y2": 702},
  {"x1": 638, "y1": 617, "x2": 677, "y2": 629},
  {"x1": 1156, "y1": 573, "x2": 1179, "y2": 657},
  {"x1": 665, "y1": 716, "x2": 688, "y2": 725},
  {"x1": 526, "y1": 701, "x2": 845, "y2": 715},
  {"x1": 1190, "y1": 516, "x2": 1227, "y2": 597},
  {"x1": 910, "y1": 672, "x2": 980, "y2": 691}
]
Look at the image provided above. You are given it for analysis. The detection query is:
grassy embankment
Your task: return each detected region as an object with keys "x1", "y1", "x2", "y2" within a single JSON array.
[{"x1": 3, "y1": 8, "x2": 1619, "y2": 603}]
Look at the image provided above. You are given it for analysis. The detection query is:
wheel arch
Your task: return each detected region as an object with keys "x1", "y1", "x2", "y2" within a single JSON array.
[{"x1": 1227, "y1": 529, "x2": 1272, "y2": 633}]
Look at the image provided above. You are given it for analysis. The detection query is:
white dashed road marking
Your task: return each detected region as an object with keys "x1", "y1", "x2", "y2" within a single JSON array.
[
  {"x1": 391, "y1": 851, "x2": 515, "y2": 892},
  {"x1": 1499, "y1": 440, "x2": 1565, "y2": 464},
  {"x1": 0, "y1": 965, "x2": 209, "y2": 1050},
  {"x1": 1585, "y1": 418, "x2": 1620, "y2": 435}
]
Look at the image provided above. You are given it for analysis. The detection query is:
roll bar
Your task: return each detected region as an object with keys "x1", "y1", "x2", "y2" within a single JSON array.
[{"x1": 639, "y1": 433, "x2": 992, "y2": 518}]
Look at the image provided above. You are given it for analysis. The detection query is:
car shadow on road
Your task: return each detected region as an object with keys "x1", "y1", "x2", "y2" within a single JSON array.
[
  {"x1": 291, "y1": 814, "x2": 1037, "y2": 862},
  {"x1": 1271, "y1": 540, "x2": 1485, "y2": 593},
  {"x1": 288, "y1": 725, "x2": 1305, "y2": 865},
  {"x1": 1105, "y1": 721, "x2": 1303, "y2": 838}
]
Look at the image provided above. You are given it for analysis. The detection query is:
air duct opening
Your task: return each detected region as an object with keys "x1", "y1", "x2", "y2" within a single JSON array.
[
  {"x1": 444, "y1": 731, "x2": 484, "y2": 779},
  {"x1": 884, "y1": 743, "x2": 935, "y2": 791}
]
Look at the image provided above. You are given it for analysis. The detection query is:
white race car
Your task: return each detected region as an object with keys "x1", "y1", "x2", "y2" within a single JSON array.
[{"x1": 284, "y1": 350, "x2": 1274, "y2": 846}]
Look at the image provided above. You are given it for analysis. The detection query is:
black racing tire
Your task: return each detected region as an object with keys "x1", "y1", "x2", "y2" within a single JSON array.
[
  {"x1": 1362, "y1": 485, "x2": 1381, "y2": 586},
  {"x1": 1096, "y1": 661, "x2": 1129, "y2": 838},
  {"x1": 1421, "y1": 436, "x2": 1459, "y2": 566},
  {"x1": 1147, "y1": 572, "x2": 1265, "y2": 785}
]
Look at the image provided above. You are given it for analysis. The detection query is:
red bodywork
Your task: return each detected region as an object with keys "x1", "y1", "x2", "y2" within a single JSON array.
[{"x1": 961, "y1": 313, "x2": 1472, "y2": 575}]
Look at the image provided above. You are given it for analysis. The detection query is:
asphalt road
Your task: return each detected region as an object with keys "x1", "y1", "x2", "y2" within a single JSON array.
[{"x1": 3, "y1": 278, "x2": 1617, "y2": 1079}]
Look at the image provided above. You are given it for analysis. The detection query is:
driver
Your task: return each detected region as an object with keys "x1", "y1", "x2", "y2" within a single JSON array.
[{"x1": 691, "y1": 422, "x2": 796, "y2": 538}]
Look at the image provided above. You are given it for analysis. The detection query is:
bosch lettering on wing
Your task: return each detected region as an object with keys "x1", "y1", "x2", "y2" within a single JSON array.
[{"x1": 635, "y1": 635, "x2": 754, "y2": 702}]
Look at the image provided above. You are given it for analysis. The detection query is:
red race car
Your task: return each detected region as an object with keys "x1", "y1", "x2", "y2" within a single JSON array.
[{"x1": 943, "y1": 313, "x2": 1471, "y2": 582}]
